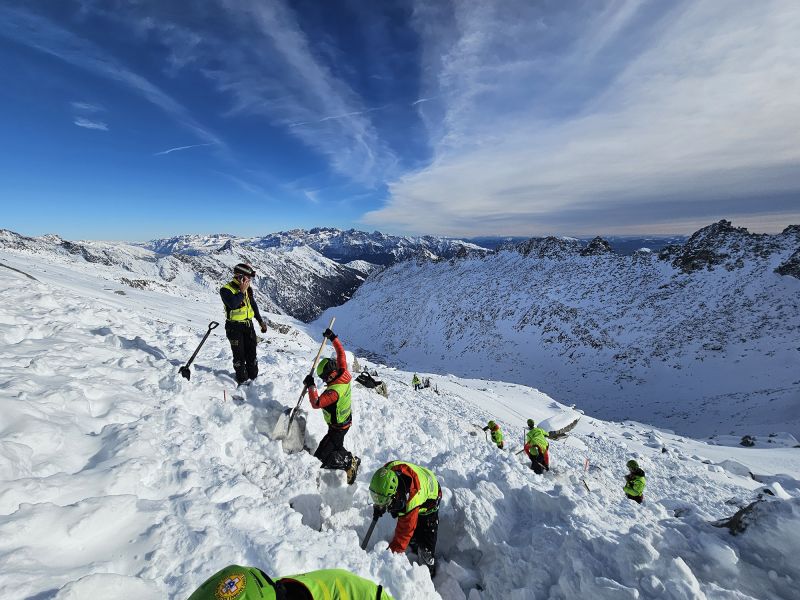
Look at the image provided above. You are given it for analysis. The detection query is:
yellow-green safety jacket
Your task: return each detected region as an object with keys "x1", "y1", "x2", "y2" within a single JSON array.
[
  {"x1": 221, "y1": 280, "x2": 254, "y2": 322},
  {"x1": 281, "y1": 569, "x2": 394, "y2": 600}
]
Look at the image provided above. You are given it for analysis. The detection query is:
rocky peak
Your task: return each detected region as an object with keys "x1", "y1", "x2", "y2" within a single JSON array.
[
  {"x1": 506, "y1": 236, "x2": 583, "y2": 259},
  {"x1": 665, "y1": 220, "x2": 781, "y2": 273},
  {"x1": 580, "y1": 236, "x2": 613, "y2": 256}
]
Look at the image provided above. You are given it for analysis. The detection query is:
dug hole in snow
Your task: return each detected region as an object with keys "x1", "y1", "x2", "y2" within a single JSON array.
[{"x1": 0, "y1": 251, "x2": 799, "y2": 599}]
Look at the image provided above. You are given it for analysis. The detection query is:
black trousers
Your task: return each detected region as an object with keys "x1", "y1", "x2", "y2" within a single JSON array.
[
  {"x1": 412, "y1": 509, "x2": 440, "y2": 554},
  {"x1": 314, "y1": 426, "x2": 352, "y2": 470},
  {"x1": 225, "y1": 321, "x2": 258, "y2": 384}
]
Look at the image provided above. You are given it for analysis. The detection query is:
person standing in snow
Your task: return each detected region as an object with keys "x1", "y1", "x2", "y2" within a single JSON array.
[
  {"x1": 412, "y1": 373, "x2": 422, "y2": 391},
  {"x1": 482, "y1": 420, "x2": 504, "y2": 449},
  {"x1": 220, "y1": 263, "x2": 267, "y2": 385},
  {"x1": 623, "y1": 459, "x2": 646, "y2": 504},
  {"x1": 186, "y1": 564, "x2": 394, "y2": 599},
  {"x1": 303, "y1": 328, "x2": 360, "y2": 485},
  {"x1": 524, "y1": 418, "x2": 550, "y2": 474},
  {"x1": 369, "y1": 460, "x2": 442, "y2": 577}
]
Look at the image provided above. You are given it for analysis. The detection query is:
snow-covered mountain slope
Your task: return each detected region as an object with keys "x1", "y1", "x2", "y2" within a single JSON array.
[
  {"x1": 2, "y1": 247, "x2": 800, "y2": 599},
  {"x1": 0, "y1": 230, "x2": 363, "y2": 322},
  {"x1": 319, "y1": 221, "x2": 800, "y2": 439},
  {"x1": 144, "y1": 227, "x2": 488, "y2": 266}
]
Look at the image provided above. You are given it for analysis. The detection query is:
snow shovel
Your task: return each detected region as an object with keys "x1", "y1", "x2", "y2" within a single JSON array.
[
  {"x1": 361, "y1": 513, "x2": 381, "y2": 550},
  {"x1": 179, "y1": 321, "x2": 219, "y2": 380},
  {"x1": 272, "y1": 317, "x2": 335, "y2": 452}
]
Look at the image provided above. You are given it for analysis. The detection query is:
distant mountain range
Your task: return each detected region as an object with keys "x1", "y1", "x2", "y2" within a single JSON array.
[
  {"x1": 320, "y1": 221, "x2": 800, "y2": 437},
  {"x1": 142, "y1": 228, "x2": 487, "y2": 266}
]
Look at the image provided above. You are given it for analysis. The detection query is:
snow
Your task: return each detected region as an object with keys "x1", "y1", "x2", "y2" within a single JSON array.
[
  {"x1": 319, "y1": 227, "x2": 800, "y2": 439},
  {"x1": 1, "y1": 252, "x2": 800, "y2": 599}
]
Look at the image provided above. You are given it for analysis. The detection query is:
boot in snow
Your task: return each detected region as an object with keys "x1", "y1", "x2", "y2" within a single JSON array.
[
  {"x1": 346, "y1": 456, "x2": 361, "y2": 485},
  {"x1": 419, "y1": 547, "x2": 436, "y2": 577}
]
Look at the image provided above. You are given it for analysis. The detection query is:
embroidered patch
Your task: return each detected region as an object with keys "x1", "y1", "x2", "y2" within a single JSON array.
[{"x1": 216, "y1": 572, "x2": 247, "y2": 599}]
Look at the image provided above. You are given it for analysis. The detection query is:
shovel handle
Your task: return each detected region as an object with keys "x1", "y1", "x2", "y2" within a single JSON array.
[
  {"x1": 361, "y1": 515, "x2": 379, "y2": 550},
  {"x1": 208, "y1": 321, "x2": 220, "y2": 331},
  {"x1": 287, "y1": 317, "x2": 336, "y2": 431}
]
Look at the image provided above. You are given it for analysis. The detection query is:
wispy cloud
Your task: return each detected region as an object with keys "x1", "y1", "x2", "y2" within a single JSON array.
[
  {"x1": 71, "y1": 101, "x2": 104, "y2": 112},
  {"x1": 169, "y1": 0, "x2": 397, "y2": 185},
  {"x1": 365, "y1": 0, "x2": 800, "y2": 235},
  {"x1": 154, "y1": 142, "x2": 216, "y2": 156},
  {"x1": 0, "y1": 6, "x2": 227, "y2": 152},
  {"x1": 73, "y1": 117, "x2": 108, "y2": 131}
]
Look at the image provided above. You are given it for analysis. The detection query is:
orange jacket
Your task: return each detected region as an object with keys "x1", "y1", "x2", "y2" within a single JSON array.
[{"x1": 308, "y1": 338, "x2": 352, "y2": 428}]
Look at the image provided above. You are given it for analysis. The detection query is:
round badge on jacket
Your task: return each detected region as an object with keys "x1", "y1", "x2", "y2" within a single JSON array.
[{"x1": 216, "y1": 572, "x2": 247, "y2": 599}]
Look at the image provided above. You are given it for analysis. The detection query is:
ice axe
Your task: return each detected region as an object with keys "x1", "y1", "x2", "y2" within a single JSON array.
[
  {"x1": 179, "y1": 321, "x2": 219, "y2": 380},
  {"x1": 286, "y1": 316, "x2": 336, "y2": 433}
]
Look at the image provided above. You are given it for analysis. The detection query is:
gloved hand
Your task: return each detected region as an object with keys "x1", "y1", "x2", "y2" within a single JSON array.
[
  {"x1": 373, "y1": 505, "x2": 386, "y2": 519},
  {"x1": 322, "y1": 328, "x2": 337, "y2": 340},
  {"x1": 260, "y1": 320, "x2": 267, "y2": 334},
  {"x1": 303, "y1": 374, "x2": 316, "y2": 388}
]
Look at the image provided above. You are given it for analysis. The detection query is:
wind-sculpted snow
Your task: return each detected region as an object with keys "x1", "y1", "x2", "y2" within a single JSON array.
[
  {"x1": 321, "y1": 221, "x2": 800, "y2": 438},
  {"x1": 1, "y1": 252, "x2": 799, "y2": 598}
]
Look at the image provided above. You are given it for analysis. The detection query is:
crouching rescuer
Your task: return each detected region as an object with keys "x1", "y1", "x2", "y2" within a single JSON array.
[
  {"x1": 186, "y1": 564, "x2": 394, "y2": 599},
  {"x1": 624, "y1": 459, "x2": 646, "y2": 504},
  {"x1": 524, "y1": 419, "x2": 550, "y2": 474},
  {"x1": 369, "y1": 461, "x2": 442, "y2": 576},
  {"x1": 220, "y1": 263, "x2": 267, "y2": 385},
  {"x1": 303, "y1": 328, "x2": 360, "y2": 485}
]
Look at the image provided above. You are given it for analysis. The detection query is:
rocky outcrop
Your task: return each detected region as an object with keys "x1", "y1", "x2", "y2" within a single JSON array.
[{"x1": 580, "y1": 237, "x2": 613, "y2": 256}]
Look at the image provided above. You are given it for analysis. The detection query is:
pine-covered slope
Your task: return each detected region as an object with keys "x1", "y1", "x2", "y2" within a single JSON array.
[
  {"x1": 0, "y1": 230, "x2": 363, "y2": 322},
  {"x1": 320, "y1": 221, "x2": 800, "y2": 438}
]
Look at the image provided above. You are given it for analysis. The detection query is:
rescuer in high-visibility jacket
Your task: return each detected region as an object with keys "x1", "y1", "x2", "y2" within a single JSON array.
[
  {"x1": 482, "y1": 420, "x2": 504, "y2": 449},
  {"x1": 624, "y1": 459, "x2": 646, "y2": 504},
  {"x1": 524, "y1": 419, "x2": 550, "y2": 474},
  {"x1": 220, "y1": 263, "x2": 267, "y2": 385},
  {"x1": 369, "y1": 461, "x2": 442, "y2": 577},
  {"x1": 303, "y1": 328, "x2": 360, "y2": 485},
  {"x1": 185, "y1": 564, "x2": 394, "y2": 600}
]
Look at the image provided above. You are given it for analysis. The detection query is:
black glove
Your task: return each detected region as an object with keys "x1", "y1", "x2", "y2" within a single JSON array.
[
  {"x1": 373, "y1": 505, "x2": 386, "y2": 519},
  {"x1": 303, "y1": 374, "x2": 316, "y2": 388},
  {"x1": 322, "y1": 328, "x2": 337, "y2": 340}
]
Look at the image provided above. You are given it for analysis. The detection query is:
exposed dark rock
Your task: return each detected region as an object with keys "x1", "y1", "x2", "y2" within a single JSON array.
[
  {"x1": 580, "y1": 237, "x2": 613, "y2": 256},
  {"x1": 775, "y1": 248, "x2": 800, "y2": 279},
  {"x1": 740, "y1": 435, "x2": 756, "y2": 447},
  {"x1": 506, "y1": 236, "x2": 583, "y2": 259}
]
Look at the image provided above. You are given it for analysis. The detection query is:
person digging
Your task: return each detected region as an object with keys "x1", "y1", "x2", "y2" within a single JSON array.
[
  {"x1": 303, "y1": 328, "x2": 360, "y2": 485},
  {"x1": 524, "y1": 418, "x2": 550, "y2": 474},
  {"x1": 369, "y1": 461, "x2": 442, "y2": 577}
]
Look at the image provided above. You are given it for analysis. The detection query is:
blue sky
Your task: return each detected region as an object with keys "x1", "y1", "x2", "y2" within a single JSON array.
[{"x1": 1, "y1": 0, "x2": 798, "y2": 241}]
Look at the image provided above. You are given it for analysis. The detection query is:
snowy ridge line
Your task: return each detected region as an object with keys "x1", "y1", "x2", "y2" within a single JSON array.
[
  {"x1": 0, "y1": 253, "x2": 799, "y2": 599},
  {"x1": 321, "y1": 220, "x2": 800, "y2": 439},
  {"x1": 0, "y1": 229, "x2": 363, "y2": 322}
]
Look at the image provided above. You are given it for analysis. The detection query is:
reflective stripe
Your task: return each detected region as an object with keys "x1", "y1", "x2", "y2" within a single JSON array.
[
  {"x1": 222, "y1": 281, "x2": 254, "y2": 322},
  {"x1": 281, "y1": 569, "x2": 389, "y2": 599},
  {"x1": 323, "y1": 382, "x2": 352, "y2": 426},
  {"x1": 387, "y1": 461, "x2": 439, "y2": 516}
]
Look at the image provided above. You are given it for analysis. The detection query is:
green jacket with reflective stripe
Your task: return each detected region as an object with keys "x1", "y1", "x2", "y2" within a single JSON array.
[
  {"x1": 323, "y1": 382, "x2": 352, "y2": 426},
  {"x1": 281, "y1": 569, "x2": 394, "y2": 600},
  {"x1": 525, "y1": 427, "x2": 549, "y2": 454},
  {"x1": 624, "y1": 471, "x2": 646, "y2": 497},
  {"x1": 386, "y1": 461, "x2": 440, "y2": 516},
  {"x1": 221, "y1": 280, "x2": 254, "y2": 322}
]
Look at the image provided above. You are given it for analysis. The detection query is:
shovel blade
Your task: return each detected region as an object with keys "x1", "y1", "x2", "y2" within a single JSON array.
[
  {"x1": 179, "y1": 366, "x2": 191, "y2": 380},
  {"x1": 271, "y1": 409, "x2": 307, "y2": 453}
]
